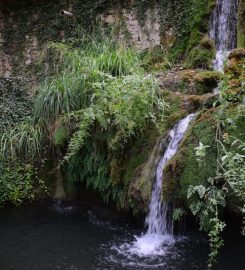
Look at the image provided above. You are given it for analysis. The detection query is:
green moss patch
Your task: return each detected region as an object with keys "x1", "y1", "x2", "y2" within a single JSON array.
[{"x1": 183, "y1": 36, "x2": 215, "y2": 70}]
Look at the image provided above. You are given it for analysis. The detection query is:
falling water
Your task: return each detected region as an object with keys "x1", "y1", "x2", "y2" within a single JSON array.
[
  {"x1": 209, "y1": 0, "x2": 239, "y2": 71},
  {"x1": 145, "y1": 114, "x2": 196, "y2": 236},
  {"x1": 118, "y1": 114, "x2": 196, "y2": 257}
]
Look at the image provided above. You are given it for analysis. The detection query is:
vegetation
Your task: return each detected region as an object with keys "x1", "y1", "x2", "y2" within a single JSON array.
[
  {"x1": 0, "y1": 31, "x2": 168, "y2": 206},
  {"x1": 0, "y1": 162, "x2": 34, "y2": 206},
  {"x1": 185, "y1": 55, "x2": 245, "y2": 268},
  {"x1": 183, "y1": 36, "x2": 215, "y2": 69}
]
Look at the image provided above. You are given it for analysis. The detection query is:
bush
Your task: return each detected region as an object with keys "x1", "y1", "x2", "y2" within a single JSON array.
[{"x1": 0, "y1": 162, "x2": 35, "y2": 206}]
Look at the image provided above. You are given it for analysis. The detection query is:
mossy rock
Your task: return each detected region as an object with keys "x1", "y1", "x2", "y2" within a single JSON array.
[
  {"x1": 186, "y1": 30, "x2": 203, "y2": 53},
  {"x1": 200, "y1": 35, "x2": 215, "y2": 50},
  {"x1": 160, "y1": 69, "x2": 222, "y2": 95},
  {"x1": 126, "y1": 89, "x2": 190, "y2": 212},
  {"x1": 168, "y1": 0, "x2": 216, "y2": 60},
  {"x1": 193, "y1": 70, "x2": 222, "y2": 94},
  {"x1": 126, "y1": 128, "x2": 163, "y2": 212},
  {"x1": 228, "y1": 48, "x2": 245, "y2": 60},
  {"x1": 223, "y1": 53, "x2": 245, "y2": 103},
  {"x1": 163, "y1": 104, "x2": 245, "y2": 212},
  {"x1": 183, "y1": 36, "x2": 215, "y2": 70}
]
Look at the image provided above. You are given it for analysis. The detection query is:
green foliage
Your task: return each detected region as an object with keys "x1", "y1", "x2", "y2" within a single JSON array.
[
  {"x1": 34, "y1": 73, "x2": 86, "y2": 130},
  {"x1": 1, "y1": 118, "x2": 43, "y2": 162},
  {"x1": 96, "y1": 46, "x2": 140, "y2": 76},
  {"x1": 0, "y1": 162, "x2": 35, "y2": 206},
  {"x1": 195, "y1": 142, "x2": 210, "y2": 165},
  {"x1": 219, "y1": 64, "x2": 245, "y2": 104},
  {"x1": 184, "y1": 40, "x2": 215, "y2": 70},
  {"x1": 31, "y1": 34, "x2": 168, "y2": 205},
  {"x1": 141, "y1": 46, "x2": 172, "y2": 71},
  {"x1": 173, "y1": 207, "x2": 186, "y2": 221},
  {"x1": 53, "y1": 126, "x2": 69, "y2": 146},
  {"x1": 0, "y1": 27, "x2": 169, "y2": 206},
  {"x1": 188, "y1": 179, "x2": 226, "y2": 268},
  {"x1": 218, "y1": 139, "x2": 245, "y2": 234},
  {"x1": 188, "y1": 134, "x2": 245, "y2": 268},
  {"x1": 159, "y1": 0, "x2": 215, "y2": 59}
]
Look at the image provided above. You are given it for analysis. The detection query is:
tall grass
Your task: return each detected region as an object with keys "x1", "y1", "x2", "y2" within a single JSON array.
[{"x1": 1, "y1": 118, "x2": 43, "y2": 162}]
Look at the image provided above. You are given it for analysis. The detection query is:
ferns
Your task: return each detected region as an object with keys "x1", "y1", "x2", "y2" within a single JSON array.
[{"x1": 64, "y1": 108, "x2": 96, "y2": 163}]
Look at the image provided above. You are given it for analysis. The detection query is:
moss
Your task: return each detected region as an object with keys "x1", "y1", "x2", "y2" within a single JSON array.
[
  {"x1": 183, "y1": 36, "x2": 215, "y2": 69},
  {"x1": 228, "y1": 48, "x2": 245, "y2": 60},
  {"x1": 167, "y1": 0, "x2": 216, "y2": 60},
  {"x1": 223, "y1": 52, "x2": 245, "y2": 103},
  {"x1": 186, "y1": 30, "x2": 203, "y2": 53},
  {"x1": 161, "y1": 90, "x2": 188, "y2": 127},
  {"x1": 141, "y1": 46, "x2": 170, "y2": 71},
  {"x1": 53, "y1": 126, "x2": 68, "y2": 146},
  {"x1": 237, "y1": 0, "x2": 245, "y2": 48},
  {"x1": 193, "y1": 70, "x2": 222, "y2": 94},
  {"x1": 124, "y1": 89, "x2": 191, "y2": 211},
  {"x1": 160, "y1": 69, "x2": 222, "y2": 96}
]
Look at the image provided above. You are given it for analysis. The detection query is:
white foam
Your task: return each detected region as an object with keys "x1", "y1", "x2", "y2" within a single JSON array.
[{"x1": 128, "y1": 233, "x2": 174, "y2": 256}]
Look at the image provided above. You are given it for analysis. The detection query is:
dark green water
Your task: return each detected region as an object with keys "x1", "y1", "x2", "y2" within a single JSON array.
[{"x1": 0, "y1": 203, "x2": 244, "y2": 270}]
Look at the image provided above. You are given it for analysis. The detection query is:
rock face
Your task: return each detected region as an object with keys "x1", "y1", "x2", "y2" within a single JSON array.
[
  {"x1": 102, "y1": 7, "x2": 161, "y2": 50},
  {"x1": 129, "y1": 136, "x2": 169, "y2": 211},
  {"x1": 0, "y1": 0, "x2": 216, "y2": 78},
  {"x1": 0, "y1": 0, "x2": 161, "y2": 77}
]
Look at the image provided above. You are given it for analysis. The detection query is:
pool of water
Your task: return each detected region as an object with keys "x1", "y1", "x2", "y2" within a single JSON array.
[{"x1": 0, "y1": 203, "x2": 244, "y2": 270}]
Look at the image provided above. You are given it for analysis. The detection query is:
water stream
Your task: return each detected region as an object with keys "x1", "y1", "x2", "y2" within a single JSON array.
[{"x1": 209, "y1": 0, "x2": 239, "y2": 71}]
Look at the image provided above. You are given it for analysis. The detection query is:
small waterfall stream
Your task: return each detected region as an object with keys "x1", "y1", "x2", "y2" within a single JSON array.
[
  {"x1": 209, "y1": 0, "x2": 239, "y2": 71},
  {"x1": 145, "y1": 114, "x2": 196, "y2": 238},
  {"x1": 119, "y1": 114, "x2": 196, "y2": 257}
]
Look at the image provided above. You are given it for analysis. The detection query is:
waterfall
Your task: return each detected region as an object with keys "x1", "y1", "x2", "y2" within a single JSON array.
[
  {"x1": 124, "y1": 114, "x2": 196, "y2": 256},
  {"x1": 145, "y1": 114, "x2": 196, "y2": 236},
  {"x1": 209, "y1": 0, "x2": 239, "y2": 71}
]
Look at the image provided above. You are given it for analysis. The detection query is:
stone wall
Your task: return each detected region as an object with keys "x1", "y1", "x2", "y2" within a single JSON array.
[
  {"x1": 0, "y1": 0, "x2": 162, "y2": 77},
  {"x1": 0, "y1": 0, "x2": 217, "y2": 78}
]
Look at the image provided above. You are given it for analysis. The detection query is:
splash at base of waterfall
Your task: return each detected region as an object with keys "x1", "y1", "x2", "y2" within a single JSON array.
[{"x1": 124, "y1": 233, "x2": 174, "y2": 257}]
